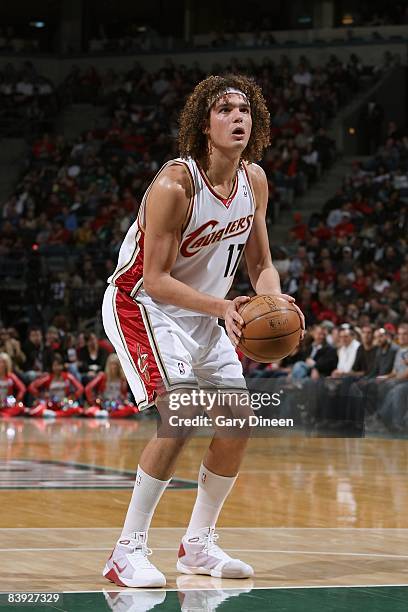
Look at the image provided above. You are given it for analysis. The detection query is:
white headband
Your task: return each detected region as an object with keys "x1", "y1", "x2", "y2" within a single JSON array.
[{"x1": 208, "y1": 87, "x2": 250, "y2": 110}]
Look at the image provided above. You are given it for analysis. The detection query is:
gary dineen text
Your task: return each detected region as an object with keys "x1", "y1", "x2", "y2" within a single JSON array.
[{"x1": 168, "y1": 415, "x2": 294, "y2": 429}]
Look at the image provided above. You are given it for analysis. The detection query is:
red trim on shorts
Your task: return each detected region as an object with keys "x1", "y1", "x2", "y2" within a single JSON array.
[{"x1": 114, "y1": 289, "x2": 163, "y2": 405}]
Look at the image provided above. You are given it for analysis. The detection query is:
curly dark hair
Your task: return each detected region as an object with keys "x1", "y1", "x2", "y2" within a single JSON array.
[{"x1": 178, "y1": 74, "x2": 270, "y2": 169}]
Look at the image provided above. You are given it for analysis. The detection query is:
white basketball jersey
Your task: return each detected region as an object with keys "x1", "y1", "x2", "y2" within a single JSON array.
[{"x1": 108, "y1": 157, "x2": 256, "y2": 317}]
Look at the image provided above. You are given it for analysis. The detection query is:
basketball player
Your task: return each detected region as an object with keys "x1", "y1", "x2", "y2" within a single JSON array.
[{"x1": 102, "y1": 74, "x2": 305, "y2": 587}]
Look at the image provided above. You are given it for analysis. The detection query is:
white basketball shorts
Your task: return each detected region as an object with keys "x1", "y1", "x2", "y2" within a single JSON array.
[{"x1": 102, "y1": 284, "x2": 246, "y2": 410}]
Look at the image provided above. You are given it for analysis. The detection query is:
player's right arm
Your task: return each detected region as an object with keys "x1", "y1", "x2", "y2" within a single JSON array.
[{"x1": 142, "y1": 164, "x2": 248, "y2": 344}]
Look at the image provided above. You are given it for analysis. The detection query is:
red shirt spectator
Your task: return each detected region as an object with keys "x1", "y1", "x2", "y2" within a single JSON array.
[
  {"x1": 32, "y1": 134, "x2": 55, "y2": 159},
  {"x1": 29, "y1": 355, "x2": 83, "y2": 401},
  {"x1": 47, "y1": 222, "x2": 70, "y2": 245},
  {"x1": 312, "y1": 223, "x2": 333, "y2": 241},
  {"x1": 290, "y1": 213, "x2": 308, "y2": 241},
  {"x1": 0, "y1": 352, "x2": 26, "y2": 404},
  {"x1": 29, "y1": 371, "x2": 83, "y2": 401},
  {"x1": 92, "y1": 206, "x2": 114, "y2": 231},
  {"x1": 353, "y1": 275, "x2": 369, "y2": 295},
  {"x1": 317, "y1": 308, "x2": 339, "y2": 324},
  {"x1": 85, "y1": 372, "x2": 128, "y2": 404},
  {"x1": 85, "y1": 354, "x2": 127, "y2": 404}
]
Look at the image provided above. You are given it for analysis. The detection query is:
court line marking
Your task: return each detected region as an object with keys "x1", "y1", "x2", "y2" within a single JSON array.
[
  {"x1": 3, "y1": 585, "x2": 408, "y2": 595},
  {"x1": 2, "y1": 546, "x2": 408, "y2": 559},
  {"x1": 57, "y1": 584, "x2": 408, "y2": 593},
  {"x1": 237, "y1": 470, "x2": 408, "y2": 474},
  {"x1": 2, "y1": 527, "x2": 408, "y2": 530}
]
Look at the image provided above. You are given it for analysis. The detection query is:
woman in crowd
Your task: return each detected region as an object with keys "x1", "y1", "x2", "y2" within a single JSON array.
[
  {"x1": 84, "y1": 353, "x2": 137, "y2": 418},
  {"x1": 28, "y1": 353, "x2": 84, "y2": 417},
  {"x1": 78, "y1": 332, "x2": 109, "y2": 384},
  {"x1": 0, "y1": 352, "x2": 26, "y2": 417}
]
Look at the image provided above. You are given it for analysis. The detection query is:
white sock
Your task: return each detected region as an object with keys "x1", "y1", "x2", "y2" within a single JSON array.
[
  {"x1": 186, "y1": 464, "x2": 237, "y2": 536},
  {"x1": 121, "y1": 465, "x2": 170, "y2": 538}
]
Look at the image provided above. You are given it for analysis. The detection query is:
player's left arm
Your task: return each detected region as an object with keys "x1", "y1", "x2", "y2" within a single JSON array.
[{"x1": 244, "y1": 163, "x2": 305, "y2": 332}]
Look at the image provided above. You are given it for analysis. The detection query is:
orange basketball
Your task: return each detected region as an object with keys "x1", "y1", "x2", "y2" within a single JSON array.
[{"x1": 238, "y1": 295, "x2": 302, "y2": 363}]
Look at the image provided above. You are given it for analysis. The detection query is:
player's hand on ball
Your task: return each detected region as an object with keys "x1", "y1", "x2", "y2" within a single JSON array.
[
  {"x1": 274, "y1": 293, "x2": 305, "y2": 339},
  {"x1": 224, "y1": 296, "x2": 250, "y2": 346}
]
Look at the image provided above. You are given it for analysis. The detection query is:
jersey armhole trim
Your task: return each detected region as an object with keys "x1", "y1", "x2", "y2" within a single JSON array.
[
  {"x1": 242, "y1": 162, "x2": 257, "y2": 211},
  {"x1": 140, "y1": 160, "x2": 195, "y2": 235},
  {"x1": 171, "y1": 161, "x2": 195, "y2": 234}
]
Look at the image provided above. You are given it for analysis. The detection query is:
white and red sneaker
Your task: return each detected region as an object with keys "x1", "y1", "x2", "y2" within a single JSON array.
[
  {"x1": 103, "y1": 589, "x2": 166, "y2": 611},
  {"x1": 176, "y1": 575, "x2": 253, "y2": 611},
  {"x1": 176, "y1": 527, "x2": 254, "y2": 579},
  {"x1": 103, "y1": 532, "x2": 166, "y2": 588}
]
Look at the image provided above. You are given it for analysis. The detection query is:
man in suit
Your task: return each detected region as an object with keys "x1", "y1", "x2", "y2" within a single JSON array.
[{"x1": 291, "y1": 324, "x2": 338, "y2": 380}]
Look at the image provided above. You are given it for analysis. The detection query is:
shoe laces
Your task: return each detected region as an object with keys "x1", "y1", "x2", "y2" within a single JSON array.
[
  {"x1": 202, "y1": 529, "x2": 229, "y2": 559},
  {"x1": 130, "y1": 544, "x2": 155, "y2": 569},
  {"x1": 123, "y1": 536, "x2": 155, "y2": 569}
]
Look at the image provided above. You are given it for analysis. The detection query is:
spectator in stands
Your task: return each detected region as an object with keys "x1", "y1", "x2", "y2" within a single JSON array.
[
  {"x1": 78, "y1": 332, "x2": 108, "y2": 382},
  {"x1": 28, "y1": 353, "x2": 83, "y2": 417},
  {"x1": 369, "y1": 327, "x2": 398, "y2": 377},
  {"x1": 84, "y1": 353, "x2": 136, "y2": 418},
  {"x1": 0, "y1": 352, "x2": 26, "y2": 416},
  {"x1": 0, "y1": 327, "x2": 26, "y2": 371},
  {"x1": 359, "y1": 98, "x2": 385, "y2": 154},
  {"x1": 378, "y1": 352, "x2": 408, "y2": 431},
  {"x1": 351, "y1": 325, "x2": 377, "y2": 377},
  {"x1": 22, "y1": 327, "x2": 54, "y2": 382},
  {"x1": 377, "y1": 323, "x2": 408, "y2": 380},
  {"x1": 60, "y1": 332, "x2": 81, "y2": 379},
  {"x1": 31, "y1": 132, "x2": 55, "y2": 160},
  {"x1": 291, "y1": 324, "x2": 338, "y2": 379},
  {"x1": 331, "y1": 325, "x2": 360, "y2": 377},
  {"x1": 293, "y1": 63, "x2": 312, "y2": 87},
  {"x1": 44, "y1": 326, "x2": 62, "y2": 353}
]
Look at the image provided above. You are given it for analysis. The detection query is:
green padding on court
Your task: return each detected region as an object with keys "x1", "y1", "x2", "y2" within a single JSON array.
[{"x1": 1, "y1": 587, "x2": 407, "y2": 611}]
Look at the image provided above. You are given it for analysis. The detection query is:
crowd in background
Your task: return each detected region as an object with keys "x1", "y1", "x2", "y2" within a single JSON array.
[
  {"x1": 241, "y1": 322, "x2": 408, "y2": 433},
  {"x1": 0, "y1": 326, "x2": 138, "y2": 417},
  {"x1": 0, "y1": 61, "x2": 57, "y2": 137},
  {"x1": 229, "y1": 117, "x2": 408, "y2": 334},
  {"x1": 279, "y1": 122, "x2": 407, "y2": 327},
  {"x1": 0, "y1": 53, "x2": 406, "y2": 427},
  {"x1": 237, "y1": 120, "x2": 408, "y2": 431},
  {"x1": 1, "y1": 53, "x2": 365, "y2": 333},
  {"x1": 0, "y1": 319, "x2": 407, "y2": 427}
]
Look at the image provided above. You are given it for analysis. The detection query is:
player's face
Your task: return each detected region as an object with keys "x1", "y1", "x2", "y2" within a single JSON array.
[{"x1": 207, "y1": 94, "x2": 252, "y2": 154}]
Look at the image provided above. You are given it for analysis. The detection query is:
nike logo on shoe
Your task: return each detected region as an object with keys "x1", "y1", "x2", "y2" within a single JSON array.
[{"x1": 113, "y1": 560, "x2": 127, "y2": 573}]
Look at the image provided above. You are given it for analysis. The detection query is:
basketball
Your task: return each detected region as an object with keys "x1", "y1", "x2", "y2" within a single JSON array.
[{"x1": 238, "y1": 295, "x2": 302, "y2": 362}]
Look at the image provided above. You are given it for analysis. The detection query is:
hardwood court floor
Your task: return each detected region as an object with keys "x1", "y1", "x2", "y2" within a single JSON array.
[
  {"x1": 0, "y1": 417, "x2": 408, "y2": 596},
  {"x1": 1, "y1": 527, "x2": 408, "y2": 592}
]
